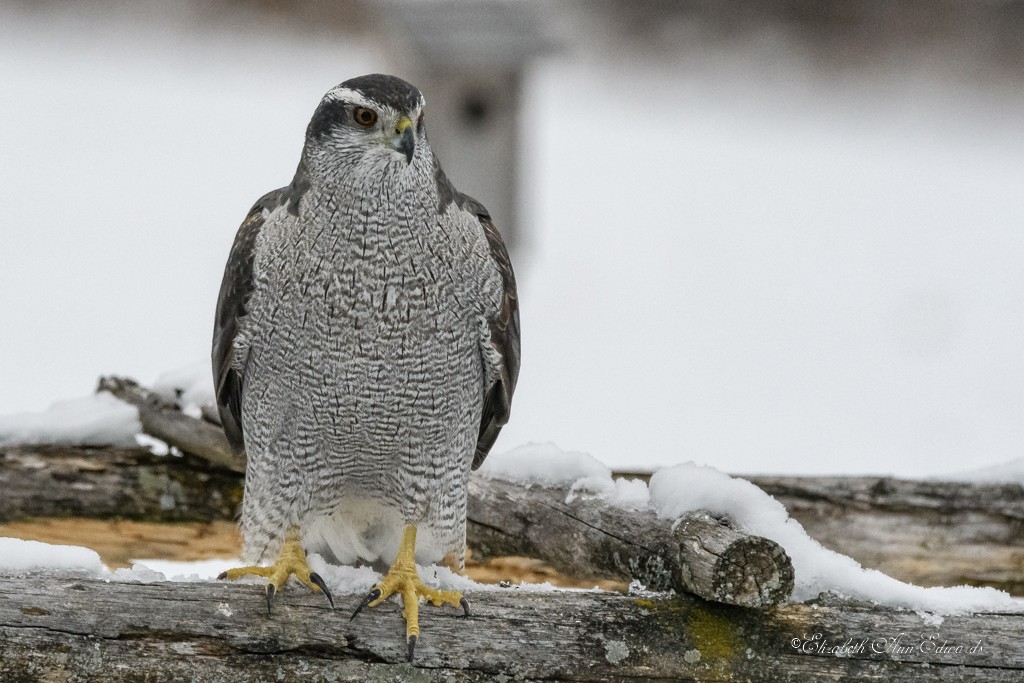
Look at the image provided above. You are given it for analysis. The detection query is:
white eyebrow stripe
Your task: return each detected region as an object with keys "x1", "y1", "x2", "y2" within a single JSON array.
[
  {"x1": 324, "y1": 87, "x2": 368, "y2": 106},
  {"x1": 321, "y1": 86, "x2": 425, "y2": 122}
]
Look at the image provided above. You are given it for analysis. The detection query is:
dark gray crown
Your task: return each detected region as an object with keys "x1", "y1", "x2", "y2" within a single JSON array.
[{"x1": 340, "y1": 74, "x2": 422, "y2": 112}]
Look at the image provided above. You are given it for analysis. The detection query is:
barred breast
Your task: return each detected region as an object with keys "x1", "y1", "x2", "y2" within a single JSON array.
[{"x1": 235, "y1": 174, "x2": 502, "y2": 566}]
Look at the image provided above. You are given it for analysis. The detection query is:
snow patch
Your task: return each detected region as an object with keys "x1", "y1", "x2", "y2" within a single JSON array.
[
  {"x1": 478, "y1": 442, "x2": 612, "y2": 488},
  {"x1": 134, "y1": 433, "x2": 170, "y2": 455},
  {"x1": 0, "y1": 536, "x2": 578, "y2": 596},
  {"x1": 113, "y1": 565, "x2": 168, "y2": 583},
  {"x1": 649, "y1": 463, "x2": 790, "y2": 532},
  {"x1": 604, "y1": 477, "x2": 651, "y2": 509},
  {"x1": 129, "y1": 558, "x2": 240, "y2": 582},
  {"x1": 648, "y1": 462, "x2": 1024, "y2": 614},
  {"x1": 307, "y1": 553, "x2": 381, "y2": 596},
  {"x1": 0, "y1": 392, "x2": 140, "y2": 448},
  {"x1": 478, "y1": 442, "x2": 613, "y2": 490},
  {"x1": 0, "y1": 537, "x2": 107, "y2": 574},
  {"x1": 429, "y1": 565, "x2": 600, "y2": 594},
  {"x1": 151, "y1": 361, "x2": 215, "y2": 420},
  {"x1": 479, "y1": 442, "x2": 655, "y2": 508},
  {"x1": 0, "y1": 538, "x2": 237, "y2": 584}
]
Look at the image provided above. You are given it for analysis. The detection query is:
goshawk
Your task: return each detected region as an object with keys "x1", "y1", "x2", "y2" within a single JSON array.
[{"x1": 212, "y1": 74, "x2": 520, "y2": 661}]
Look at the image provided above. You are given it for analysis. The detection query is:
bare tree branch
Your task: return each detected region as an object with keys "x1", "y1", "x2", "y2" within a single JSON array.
[{"x1": 96, "y1": 376, "x2": 243, "y2": 473}]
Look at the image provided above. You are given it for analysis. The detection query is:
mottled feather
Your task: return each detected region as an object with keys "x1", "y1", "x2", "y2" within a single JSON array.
[
  {"x1": 213, "y1": 162, "x2": 311, "y2": 454},
  {"x1": 433, "y1": 166, "x2": 521, "y2": 469}
]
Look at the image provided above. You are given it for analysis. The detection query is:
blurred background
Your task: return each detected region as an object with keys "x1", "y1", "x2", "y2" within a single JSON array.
[{"x1": 1, "y1": 0, "x2": 1022, "y2": 476}]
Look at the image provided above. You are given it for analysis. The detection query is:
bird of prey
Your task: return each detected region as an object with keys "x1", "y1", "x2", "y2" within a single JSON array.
[{"x1": 212, "y1": 74, "x2": 520, "y2": 660}]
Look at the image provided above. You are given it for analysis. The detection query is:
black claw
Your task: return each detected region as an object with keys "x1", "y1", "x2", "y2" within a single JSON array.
[
  {"x1": 460, "y1": 596, "x2": 471, "y2": 617},
  {"x1": 350, "y1": 587, "x2": 382, "y2": 621},
  {"x1": 407, "y1": 634, "x2": 417, "y2": 662},
  {"x1": 216, "y1": 571, "x2": 228, "y2": 580},
  {"x1": 265, "y1": 583, "x2": 276, "y2": 616},
  {"x1": 308, "y1": 572, "x2": 335, "y2": 609}
]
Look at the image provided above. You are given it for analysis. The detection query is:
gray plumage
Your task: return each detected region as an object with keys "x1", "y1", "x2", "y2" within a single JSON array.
[{"x1": 212, "y1": 74, "x2": 519, "y2": 568}]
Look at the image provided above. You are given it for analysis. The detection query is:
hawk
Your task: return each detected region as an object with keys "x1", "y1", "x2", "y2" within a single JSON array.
[{"x1": 212, "y1": 74, "x2": 520, "y2": 661}]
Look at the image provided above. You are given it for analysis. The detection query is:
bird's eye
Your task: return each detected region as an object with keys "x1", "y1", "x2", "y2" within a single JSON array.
[{"x1": 353, "y1": 107, "x2": 378, "y2": 127}]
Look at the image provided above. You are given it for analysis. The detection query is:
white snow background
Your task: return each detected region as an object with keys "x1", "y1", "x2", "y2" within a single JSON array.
[{"x1": 2, "y1": 5, "x2": 1023, "y2": 477}]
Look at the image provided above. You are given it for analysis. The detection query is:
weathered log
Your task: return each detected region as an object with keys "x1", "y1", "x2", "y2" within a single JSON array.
[
  {"x1": 96, "y1": 376, "x2": 243, "y2": 473},
  {"x1": 748, "y1": 476, "x2": 1024, "y2": 595},
  {"x1": 0, "y1": 446, "x2": 241, "y2": 523},
  {"x1": 65, "y1": 378, "x2": 1024, "y2": 594},
  {"x1": 0, "y1": 573, "x2": 1021, "y2": 682},
  {"x1": 466, "y1": 477, "x2": 793, "y2": 607},
  {"x1": 0, "y1": 445, "x2": 791, "y2": 607},
  {"x1": 4, "y1": 444, "x2": 1024, "y2": 597}
]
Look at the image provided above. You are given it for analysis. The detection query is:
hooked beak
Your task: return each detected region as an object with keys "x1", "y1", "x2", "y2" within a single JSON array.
[{"x1": 391, "y1": 116, "x2": 415, "y2": 164}]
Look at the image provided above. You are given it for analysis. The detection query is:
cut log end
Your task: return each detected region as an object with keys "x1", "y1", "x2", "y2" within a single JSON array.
[
  {"x1": 709, "y1": 535, "x2": 794, "y2": 608},
  {"x1": 673, "y1": 513, "x2": 794, "y2": 608}
]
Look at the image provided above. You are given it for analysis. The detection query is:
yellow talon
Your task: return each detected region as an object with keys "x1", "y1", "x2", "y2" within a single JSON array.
[
  {"x1": 351, "y1": 525, "x2": 469, "y2": 661},
  {"x1": 218, "y1": 528, "x2": 334, "y2": 612}
]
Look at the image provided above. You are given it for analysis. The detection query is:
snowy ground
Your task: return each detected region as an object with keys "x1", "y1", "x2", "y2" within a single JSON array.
[{"x1": 2, "y1": 4, "x2": 1023, "y2": 478}]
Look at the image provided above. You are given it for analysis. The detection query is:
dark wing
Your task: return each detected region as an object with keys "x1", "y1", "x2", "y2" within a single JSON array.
[
  {"x1": 211, "y1": 188, "x2": 288, "y2": 454},
  {"x1": 433, "y1": 161, "x2": 521, "y2": 469},
  {"x1": 468, "y1": 206, "x2": 521, "y2": 470}
]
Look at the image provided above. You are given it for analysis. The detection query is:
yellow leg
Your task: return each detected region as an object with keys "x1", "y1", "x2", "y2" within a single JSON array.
[
  {"x1": 217, "y1": 527, "x2": 333, "y2": 613},
  {"x1": 351, "y1": 525, "x2": 470, "y2": 661}
]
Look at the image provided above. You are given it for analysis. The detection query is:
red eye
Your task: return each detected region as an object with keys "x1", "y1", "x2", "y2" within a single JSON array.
[{"x1": 353, "y1": 107, "x2": 378, "y2": 127}]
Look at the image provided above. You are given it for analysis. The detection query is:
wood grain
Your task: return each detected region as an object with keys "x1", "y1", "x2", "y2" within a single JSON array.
[{"x1": 0, "y1": 574, "x2": 1020, "y2": 682}]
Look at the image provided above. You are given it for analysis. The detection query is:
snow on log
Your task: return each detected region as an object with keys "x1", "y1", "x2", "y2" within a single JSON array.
[
  {"x1": 88, "y1": 375, "x2": 1023, "y2": 597},
  {"x1": 3, "y1": 379, "x2": 795, "y2": 607},
  {"x1": 467, "y1": 476, "x2": 793, "y2": 607},
  {"x1": 1, "y1": 574, "x2": 1022, "y2": 682},
  {"x1": 3, "y1": 377, "x2": 1024, "y2": 679},
  {"x1": 749, "y1": 475, "x2": 1024, "y2": 595}
]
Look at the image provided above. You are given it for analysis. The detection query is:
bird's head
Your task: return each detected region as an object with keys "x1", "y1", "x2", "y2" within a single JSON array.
[{"x1": 302, "y1": 74, "x2": 427, "y2": 176}]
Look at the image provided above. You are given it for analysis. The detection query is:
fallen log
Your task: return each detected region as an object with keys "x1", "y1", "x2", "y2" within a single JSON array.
[
  {"x1": 467, "y1": 476, "x2": 793, "y2": 607},
  {"x1": 3, "y1": 390, "x2": 1022, "y2": 680},
  {"x1": 36, "y1": 377, "x2": 1022, "y2": 594},
  {"x1": 0, "y1": 574, "x2": 1020, "y2": 682},
  {"x1": 0, "y1": 446, "x2": 241, "y2": 523},
  {"x1": 3, "y1": 443, "x2": 1022, "y2": 596},
  {"x1": 0, "y1": 445, "x2": 792, "y2": 607},
  {"x1": 749, "y1": 476, "x2": 1024, "y2": 595}
]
